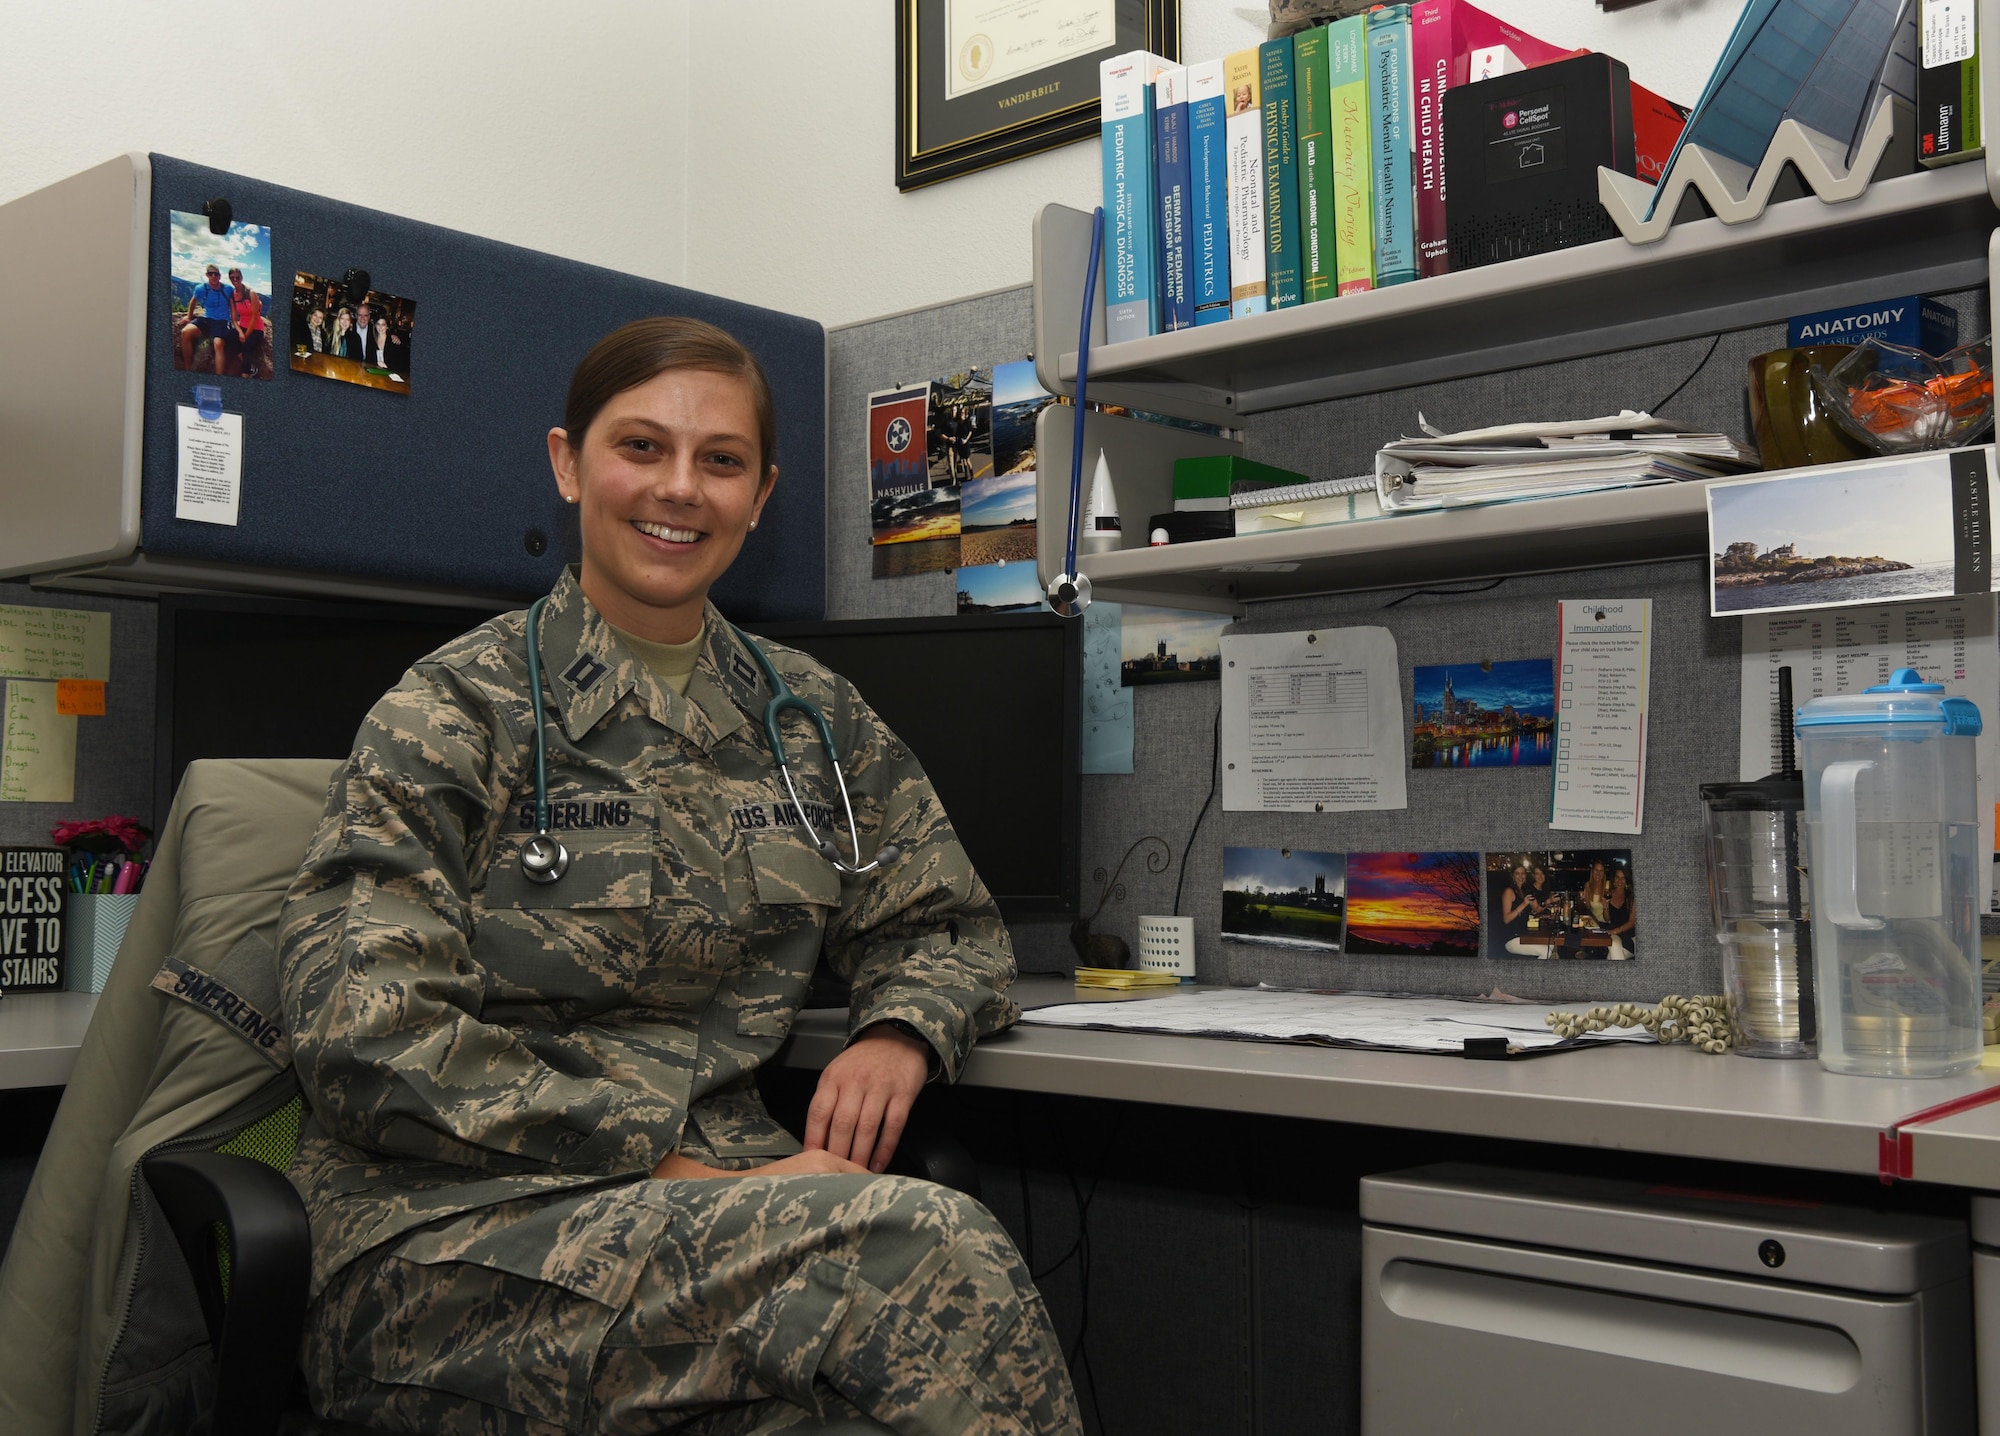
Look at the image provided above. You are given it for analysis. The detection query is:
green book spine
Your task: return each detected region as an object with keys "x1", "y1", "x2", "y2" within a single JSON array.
[
  {"x1": 1260, "y1": 37, "x2": 1303, "y2": 308},
  {"x1": 1295, "y1": 27, "x2": 1336, "y2": 304},
  {"x1": 1329, "y1": 14, "x2": 1373, "y2": 294}
]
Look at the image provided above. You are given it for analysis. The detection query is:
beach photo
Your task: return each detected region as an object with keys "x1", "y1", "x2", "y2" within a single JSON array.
[
  {"x1": 1120, "y1": 605, "x2": 1225, "y2": 684},
  {"x1": 991, "y1": 359, "x2": 1055, "y2": 478},
  {"x1": 289, "y1": 270, "x2": 417, "y2": 395},
  {"x1": 960, "y1": 469, "x2": 1037, "y2": 567},
  {"x1": 1485, "y1": 850, "x2": 1635, "y2": 960},
  {"x1": 1343, "y1": 852, "x2": 1482, "y2": 957},
  {"x1": 956, "y1": 561, "x2": 1046, "y2": 614},
  {"x1": 169, "y1": 210, "x2": 276, "y2": 382},
  {"x1": 1410, "y1": 659, "x2": 1555, "y2": 768},
  {"x1": 1221, "y1": 846, "x2": 1346, "y2": 953},
  {"x1": 1707, "y1": 461, "x2": 1960, "y2": 615}
]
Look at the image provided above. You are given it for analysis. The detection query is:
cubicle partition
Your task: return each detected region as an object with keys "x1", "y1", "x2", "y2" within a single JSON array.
[{"x1": 1, "y1": 153, "x2": 828, "y2": 618}]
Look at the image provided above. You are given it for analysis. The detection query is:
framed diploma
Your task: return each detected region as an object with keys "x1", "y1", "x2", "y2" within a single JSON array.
[{"x1": 897, "y1": 0, "x2": 1180, "y2": 191}]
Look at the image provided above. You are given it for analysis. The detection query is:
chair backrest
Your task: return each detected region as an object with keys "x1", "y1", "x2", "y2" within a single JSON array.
[{"x1": 0, "y1": 758, "x2": 340, "y2": 1436}]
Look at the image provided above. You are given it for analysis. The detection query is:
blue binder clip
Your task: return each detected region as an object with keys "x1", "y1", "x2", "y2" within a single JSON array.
[{"x1": 193, "y1": 384, "x2": 223, "y2": 421}]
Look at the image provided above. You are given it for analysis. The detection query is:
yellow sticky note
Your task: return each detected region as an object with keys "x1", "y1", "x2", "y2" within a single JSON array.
[
  {"x1": 0, "y1": 604, "x2": 110, "y2": 682},
  {"x1": 55, "y1": 679, "x2": 105, "y2": 716},
  {"x1": 1, "y1": 682, "x2": 77, "y2": 803}
]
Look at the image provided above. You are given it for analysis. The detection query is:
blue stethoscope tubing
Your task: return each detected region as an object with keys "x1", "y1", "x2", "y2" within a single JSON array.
[
  {"x1": 1047, "y1": 205, "x2": 1103, "y2": 618},
  {"x1": 517, "y1": 595, "x2": 897, "y2": 886}
]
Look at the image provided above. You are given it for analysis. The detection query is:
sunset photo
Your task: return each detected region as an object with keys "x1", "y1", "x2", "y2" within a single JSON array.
[{"x1": 1343, "y1": 852, "x2": 1481, "y2": 957}]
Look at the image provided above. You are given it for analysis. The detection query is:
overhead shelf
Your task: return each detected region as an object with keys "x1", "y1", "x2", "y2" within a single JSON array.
[
  {"x1": 1075, "y1": 481, "x2": 1718, "y2": 608},
  {"x1": 1040, "y1": 165, "x2": 1996, "y2": 416}
]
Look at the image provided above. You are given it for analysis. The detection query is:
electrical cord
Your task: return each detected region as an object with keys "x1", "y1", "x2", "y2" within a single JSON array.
[
  {"x1": 1173, "y1": 707, "x2": 1223, "y2": 916},
  {"x1": 1381, "y1": 577, "x2": 1508, "y2": 609},
  {"x1": 1649, "y1": 332, "x2": 1723, "y2": 417}
]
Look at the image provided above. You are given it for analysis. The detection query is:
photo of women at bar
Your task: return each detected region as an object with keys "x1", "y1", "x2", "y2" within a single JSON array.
[{"x1": 1486, "y1": 849, "x2": 1635, "y2": 959}]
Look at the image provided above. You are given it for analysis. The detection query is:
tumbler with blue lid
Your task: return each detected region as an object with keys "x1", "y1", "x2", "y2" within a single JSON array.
[{"x1": 1796, "y1": 668, "x2": 1984, "y2": 1077}]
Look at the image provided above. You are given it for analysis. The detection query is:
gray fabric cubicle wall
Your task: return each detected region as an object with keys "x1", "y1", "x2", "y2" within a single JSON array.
[
  {"x1": 828, "y1": 283, "x2": 1992, "y2": 1004},
  {"x1": 140, "y1": 155, "x2": 826, "y2": 618}
]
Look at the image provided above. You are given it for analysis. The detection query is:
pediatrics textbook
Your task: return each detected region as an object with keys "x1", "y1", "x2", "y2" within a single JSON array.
[
  {"x1": 1224, "y1": 48, "x2": 1268, "y2": 318},
  {"x1": 1187, "y1": 59, "x2": 1234, "y2": 325},
  {"x1": 1367, "y1": 6, "x2": 1418, "y2": 289},
  {"x1": 1155, "y1": 65, "x2": 1194, "y2": 332},
  {"x1": 1101, "y1": 51, "x2": 1172, "y2": 344}
]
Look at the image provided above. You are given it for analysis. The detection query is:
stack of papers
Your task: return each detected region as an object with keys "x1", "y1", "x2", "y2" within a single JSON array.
[
  {"x1": 1376, "y1": 411, "x2": 1760, "y2": 513},
  {"x1": 1073, "y1": 966, "x2": 1183, "y2": 990},
  {"x1": 1023, "y1": 987, "x2": 1656, "y2": 1055}
]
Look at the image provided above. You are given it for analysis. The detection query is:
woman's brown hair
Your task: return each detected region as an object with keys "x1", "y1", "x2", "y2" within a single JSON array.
[{"x1": 562, "y1": 317, "x2": 776, "y2": 473}]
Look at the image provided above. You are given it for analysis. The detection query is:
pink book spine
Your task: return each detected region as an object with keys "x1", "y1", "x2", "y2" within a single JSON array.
[{"x1": 1413, "y1": 0, "x2": 1572, "y2": 279}]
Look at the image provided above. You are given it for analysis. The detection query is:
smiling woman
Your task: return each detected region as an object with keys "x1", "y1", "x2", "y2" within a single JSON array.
[{"x1": 276, "y1": 317, "x2": 1081, "y2": 1431}]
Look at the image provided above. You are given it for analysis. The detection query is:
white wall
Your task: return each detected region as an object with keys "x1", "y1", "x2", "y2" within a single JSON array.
[
  {"x1": 0, "y1": 0, "x2": 694, "y2": 289},
  {"x1": 3, "y1": 1, "x2": 1742, "y2": 331}
]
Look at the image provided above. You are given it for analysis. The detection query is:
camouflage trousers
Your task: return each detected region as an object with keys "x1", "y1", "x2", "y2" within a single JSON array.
[{"x1": 303, "y1": 1172, "x2": 1082, "y2": 1436}]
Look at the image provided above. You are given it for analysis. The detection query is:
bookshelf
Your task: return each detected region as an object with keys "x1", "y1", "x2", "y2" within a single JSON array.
[{"x1": 1030, "y1": 163, "x2": 2000, "y2": 611}]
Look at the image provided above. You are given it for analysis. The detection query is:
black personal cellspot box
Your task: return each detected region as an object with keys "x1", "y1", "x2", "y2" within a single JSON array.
[{"x1": 1445, "y1": 53, "x2": 1635, "y2": 272}]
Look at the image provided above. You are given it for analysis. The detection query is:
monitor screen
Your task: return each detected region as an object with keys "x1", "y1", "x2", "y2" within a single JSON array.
[
  {"x1": 749, "y1": 613, "x2": 1080, "y2": 921},
  {"x1": 159, "y1": 599, "x2": 1080, "y2": 920},
  {"x1": 156, "y1": 595, "x2": 503, "y2": 823}
]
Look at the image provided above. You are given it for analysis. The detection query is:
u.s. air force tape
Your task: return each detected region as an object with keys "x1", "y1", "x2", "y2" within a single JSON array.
[{"x1": 150, "y1": 954, "x2": 291, "y2": 1068}]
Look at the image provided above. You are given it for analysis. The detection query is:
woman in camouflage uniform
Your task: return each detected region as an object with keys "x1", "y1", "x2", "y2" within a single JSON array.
[{"x1": 278, "y1": 318, "x2": 1081, "y2": 1435}]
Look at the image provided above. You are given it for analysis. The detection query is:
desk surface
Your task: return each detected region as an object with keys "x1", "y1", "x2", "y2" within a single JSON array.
[
  {"x1": 784, "y1": 980, "x2": 2000, "y2": 1191},
  {"x1": 0, "y1": 992, "x2": 97, "y2": 1090}
]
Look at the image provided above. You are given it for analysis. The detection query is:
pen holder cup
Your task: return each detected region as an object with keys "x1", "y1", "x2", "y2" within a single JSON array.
[
  {"x1": 67, "y1": 892, "x2": 138, "y2": 993},
  {"x1": 1137, "y1": 915, "x2": 1196, "y2": 978}
]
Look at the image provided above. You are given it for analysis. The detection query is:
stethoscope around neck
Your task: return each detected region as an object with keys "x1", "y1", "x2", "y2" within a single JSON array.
[{"x1": 517, "y1": 595, "x2": 899, "y2": 886}]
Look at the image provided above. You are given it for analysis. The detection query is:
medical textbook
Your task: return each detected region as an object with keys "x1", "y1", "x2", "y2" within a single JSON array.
[
  {"x1": 1224, "y1": 47, "x2": 1268, "y2": 318},
  {"x1": 1187, "y1": 59, "x2": 1234, "y2": 326},
  {"x1": 1260, "y1": 36, "x2": 1303, "y2": 309},
  {"x1": 1101, "y1": 51, "x2": 1171, "y2": 343},
  {"x1": 1293, "y1": 25, "x2": 1336, "y2": 304},
  {"x1": 1330, "y1": 15, "x2": 1374, "y2": 294},
  {"x1": 1367, "y1": 5, "x2": 1418, "y2": 289},
  {"x1": 1154, "y1": 65, "x2": 1194, "y2": 332}
]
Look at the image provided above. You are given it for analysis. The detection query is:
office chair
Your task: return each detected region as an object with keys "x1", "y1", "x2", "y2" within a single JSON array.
[{"x1": 0, "y1": 757, "x2": 977, "y2": 1436}]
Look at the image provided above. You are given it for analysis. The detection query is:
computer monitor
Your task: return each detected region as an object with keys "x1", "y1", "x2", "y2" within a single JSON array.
[
  {"x1": 154, "y1": 594, "x2": 504, "y2": 824},
  {"x1": 748, "y1": 613, "x2": 1081, "y2": 921},
  {"x1": 157, "y1": 598, "x2": 1081, "y2": 921}
]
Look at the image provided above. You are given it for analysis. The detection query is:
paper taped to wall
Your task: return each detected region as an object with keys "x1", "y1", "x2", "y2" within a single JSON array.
[
  {"x1": 0, "y1": 605, "x2": 110, "y2": 682},
  {"x1": 1, "y1": 682, "x2": 78, "y2": 803}
]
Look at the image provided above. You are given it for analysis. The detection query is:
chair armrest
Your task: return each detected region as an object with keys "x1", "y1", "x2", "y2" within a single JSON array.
[
  {"x1": 143, "y1": 1150, "x2": 311, "y2": 1436},
  {"x1": 890, "y1": 1129, "x2": 982, "y2": 1204}
]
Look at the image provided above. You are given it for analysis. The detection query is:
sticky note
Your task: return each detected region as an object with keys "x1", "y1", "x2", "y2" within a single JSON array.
[
  {"x1": 55, "y1": 679, "x2": 106, "y2": 716},
  {"x1": 1, "y1": 682, "x2": 78, "y2": 803},
  {"x1": 0, "y1": 605, "x2": 110, "y2": 681}
]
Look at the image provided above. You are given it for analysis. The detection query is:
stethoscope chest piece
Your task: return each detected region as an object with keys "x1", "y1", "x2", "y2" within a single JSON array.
[{"x1": 521, "y1": 832, "x2": 570, "y2": 884}]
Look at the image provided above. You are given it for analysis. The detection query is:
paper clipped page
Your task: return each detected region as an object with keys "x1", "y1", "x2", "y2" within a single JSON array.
[
  {"x1": 1221, "y1": 627, "x2": 1407, "y2": 812},
  {"x1": 1551, "y1": 599, "x2": 1653, "y2": 834},
  {"x1": 1, "y1": 682, "x2": 77, "y2": 803},
  {"x1": 0, "y1": 605, "x2": 110, "y2": 682},
  {"x1": 1739, "y1": 595, "x2": 1998, "y2": 907}
]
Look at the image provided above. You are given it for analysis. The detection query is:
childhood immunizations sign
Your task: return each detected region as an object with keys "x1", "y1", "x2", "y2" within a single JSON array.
[{"x1": 0, "y1": 846, "x2": 66, "y2": 991}]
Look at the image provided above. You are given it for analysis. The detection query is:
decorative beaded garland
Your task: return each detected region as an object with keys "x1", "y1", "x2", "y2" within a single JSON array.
[{"x1": 1545, "y1": 995, "x2": 1733, "y2": 1055}]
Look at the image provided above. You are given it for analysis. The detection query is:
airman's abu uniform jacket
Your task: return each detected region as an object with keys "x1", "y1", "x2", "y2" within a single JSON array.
[{"x1": 278, "y1": 569, "x2": 1021, "y2": 1300}]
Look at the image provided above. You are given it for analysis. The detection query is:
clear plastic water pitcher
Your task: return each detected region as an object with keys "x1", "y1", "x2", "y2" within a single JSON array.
[{"x1": 1796, "y1": 669, "x2": 1984, "y2": 1077}]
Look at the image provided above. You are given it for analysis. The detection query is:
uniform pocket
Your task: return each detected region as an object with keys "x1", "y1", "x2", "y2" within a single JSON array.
[
  {"x1": 747, "y1": 834, "x2": 842, "y2": 908},
  {"x1": 736, "y1": 836, "x2": 838, "y2": 1036},
  {"x1": 483, "y1": 831, "x2": 653, "y2": 910},
  {"x1": 474, "y1": 833, "x2": 654, "y2": 1008}
]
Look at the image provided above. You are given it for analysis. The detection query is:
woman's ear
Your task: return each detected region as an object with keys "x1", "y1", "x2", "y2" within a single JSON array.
[
  {"x1": 547, "y1": 428, "x2": 580, "y2": 504},
  {"x1": 750, "y1": 464, "x2": 779, "y2": 527}
]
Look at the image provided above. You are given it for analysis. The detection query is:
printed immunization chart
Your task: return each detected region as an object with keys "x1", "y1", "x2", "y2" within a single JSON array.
[
  {"x1": 1221, "y1": 626, "x2": 1407, "y2": 813},
  {"x1": 1551, "y1": 599, "x2": 1653, "y2": 835}
]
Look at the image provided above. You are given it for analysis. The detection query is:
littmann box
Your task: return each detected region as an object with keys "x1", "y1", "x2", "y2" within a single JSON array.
[{"x1": 0, "y1": 846, "x2": 67, "y2": 992}]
